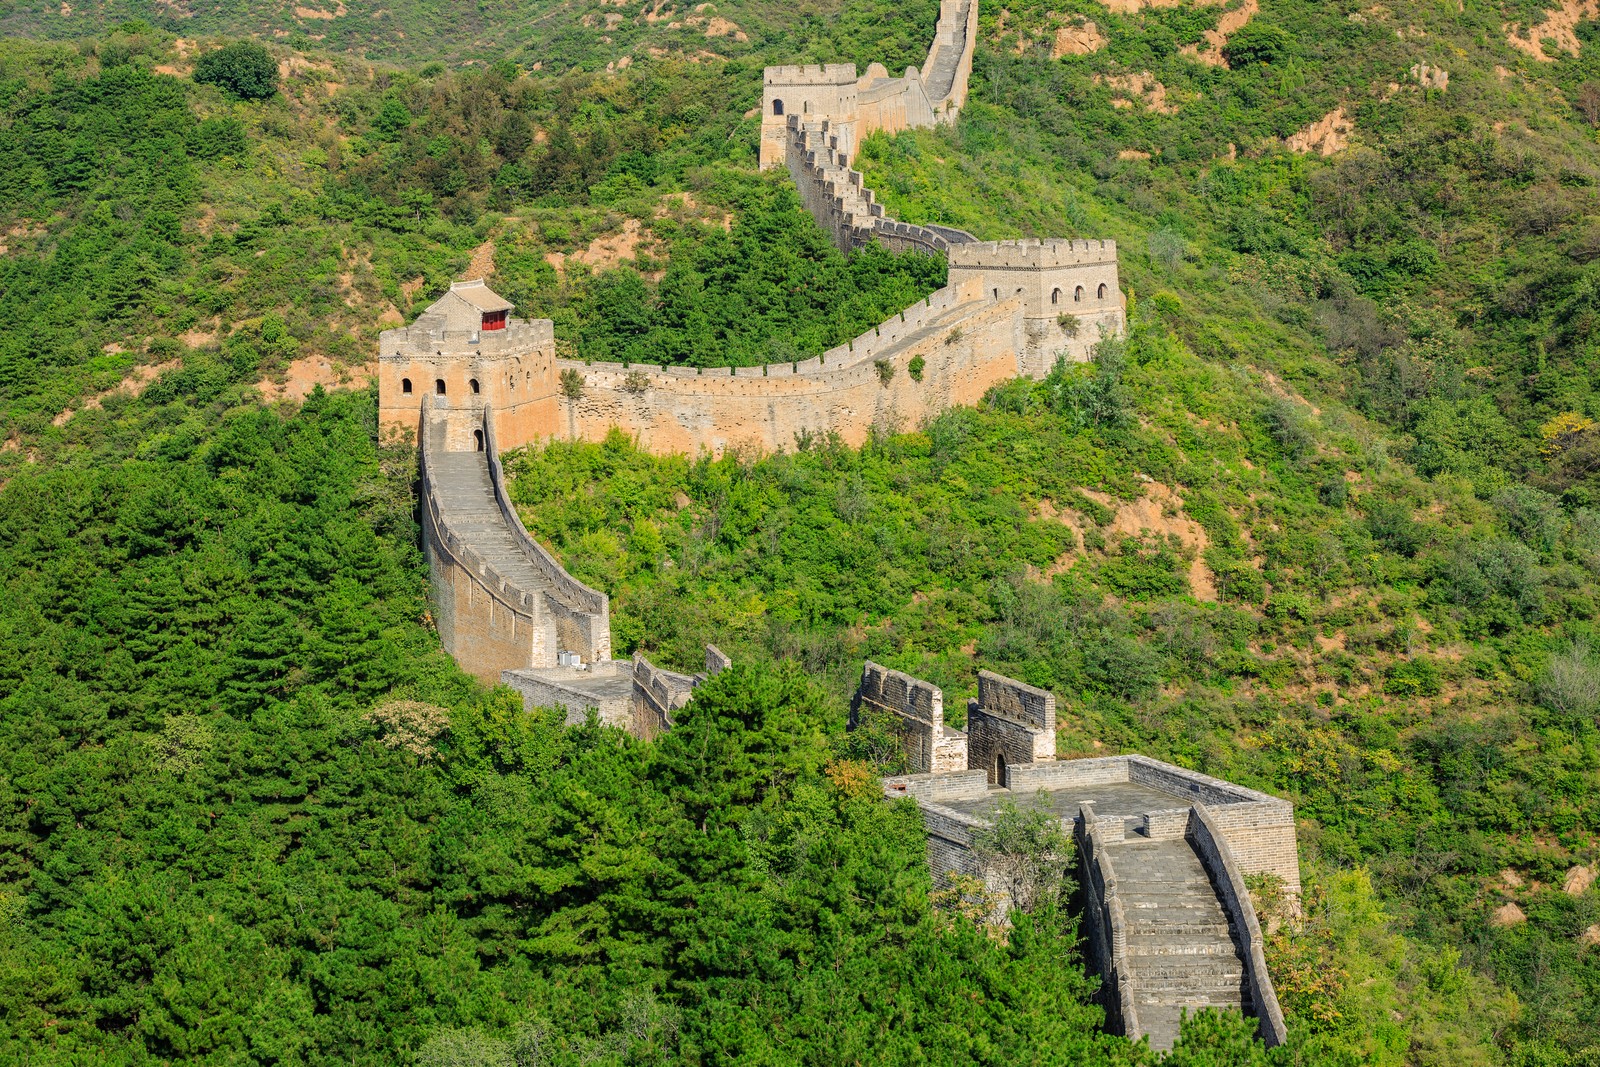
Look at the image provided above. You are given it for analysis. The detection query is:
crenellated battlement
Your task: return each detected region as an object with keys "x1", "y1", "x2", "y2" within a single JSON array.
[
  {"x1": 950, "y1": 238, "x2": 1120, "y2": 270},
  {"x1": 764, "y1": 63, "x2": 858, "y2": 85},
  {"x1": 378, "y1": 317, "x2": 554, "y2": 360}
]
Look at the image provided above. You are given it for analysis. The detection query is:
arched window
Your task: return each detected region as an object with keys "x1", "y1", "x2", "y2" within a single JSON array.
[
  {"x1": 435, "y1": 379, "x2": 446, "y2": 395},
  {"x1": 469, "y1": 378, "x2": 480, "y2": 394},
  {"x1": 803, "y1": 101, "x2": 810, "y2": 113},
  {"x1": 474, "y1": 429, "x2": 484, "y2": 452},
  {"x1": 773, "y1": 99, "x2": 784, "y2": 116},
  {"x1": 1098, "y1": 282, "x2": 1108, "y2": 300},
  {"x1": 992, "y1": 750, "x2": 1007, "y2": 787},
  {"x1": 402, "y1": 378, "x2": 413, "y2": 394},
  {"x1": 1051, "y1": 288, "x2": 1061, "y2": 305},
  {"x1": 1074, "y1": 286, "x2": 1084, "y2": 303},
  {"x1": 992, "y1": 288, "x2": 999, "y2": 299}
]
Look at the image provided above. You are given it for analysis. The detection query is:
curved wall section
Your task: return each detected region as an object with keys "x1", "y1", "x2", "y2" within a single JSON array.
[{"x1": 418, "y1": 396, "x2": 611, "y2": 684}]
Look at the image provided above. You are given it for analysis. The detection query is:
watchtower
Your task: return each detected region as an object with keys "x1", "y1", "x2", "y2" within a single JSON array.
[
  {"x1": 377, "y1": 279, "x2": 560, "y2": 452},
  {"x1": 760, "y1": 64, "x2": 861, "y2": 170},
  {"x1": 948, "y1": 239, "x2": 1125, "y2": 374}
]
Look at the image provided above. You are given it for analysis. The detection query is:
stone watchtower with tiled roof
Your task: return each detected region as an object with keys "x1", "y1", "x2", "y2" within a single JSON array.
[{"x1": 378, "y1": 279, "x2": 562, "y2": 452}]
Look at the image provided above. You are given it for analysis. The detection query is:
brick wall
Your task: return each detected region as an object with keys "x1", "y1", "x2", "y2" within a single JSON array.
[
  {"x1": 501, "y1": 664, "x2": 631, "y2": 728},
  {"x1": 631, "y1": 653, "x2": 697, "y2": 740},
  {"x1": 1187, "y1": 806, "x2": 1289, "y2": 1046},
  {"x1": 855, "y1": 661, "x2": 967, "y2": 774}
]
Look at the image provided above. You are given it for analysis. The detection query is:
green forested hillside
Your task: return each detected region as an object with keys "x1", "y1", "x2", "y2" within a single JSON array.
[
  {"x1": 0, "y1": 0, "x2": 941, "y2": 69},
  {"x1": 5, "y1": 0, "x2": 1600, "y2": 1064}
]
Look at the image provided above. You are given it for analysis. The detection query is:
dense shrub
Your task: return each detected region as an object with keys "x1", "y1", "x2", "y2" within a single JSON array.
[{"x1": 192, "y1": 41, "x2": 278, "y2": 100}]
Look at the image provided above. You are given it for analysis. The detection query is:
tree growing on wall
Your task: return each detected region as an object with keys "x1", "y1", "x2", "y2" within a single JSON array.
[
  {"x1": 972, "y1": 798, "x2": 1076, "y2": 914},
  {"x1": 193, "y1": 41, "x2": 279, "y2": 101},
  {"x1": 559, "y1": 367, "x2": 584, "y2": 400}
]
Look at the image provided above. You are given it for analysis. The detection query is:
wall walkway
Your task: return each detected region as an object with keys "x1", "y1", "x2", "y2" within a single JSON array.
[{"x1": 418, "y1": 397, "x2": 610, "y2": 683}]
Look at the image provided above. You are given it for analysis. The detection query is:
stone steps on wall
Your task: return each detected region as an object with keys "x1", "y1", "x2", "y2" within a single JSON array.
[
  {"x1": 426, "y1": 442, "x2": 561, "y2": 605},
  {"x1": 1103, "y1": 835, "x2": 1247, "y2": 1052}
]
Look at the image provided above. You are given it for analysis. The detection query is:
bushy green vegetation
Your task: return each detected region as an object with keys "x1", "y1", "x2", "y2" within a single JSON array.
[{"x1": 0, "y1": 0, "x2": 941, "y2": 70}]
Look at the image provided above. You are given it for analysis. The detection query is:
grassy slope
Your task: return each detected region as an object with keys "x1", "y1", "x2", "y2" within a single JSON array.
[{"x1": 0, "y1": 0, "x2": 940, "y2": 70}]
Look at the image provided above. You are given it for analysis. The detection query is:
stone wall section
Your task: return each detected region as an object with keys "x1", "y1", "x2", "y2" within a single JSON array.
[
  {"x1": 631, "y1": 652, "x2": 698, "y2": 740},
  {"x1": 854, "y1": 661, "x2": 967, "y2": 773},
  {"x1": 501, "y1": 662, "x2": 633, "y2": 727},
  {"x1": 966, "y1": 670, "x2": 1057, "y2": 783},
  {"x1": 1002, "y1": 754, "x2": 1302, "y2": 894},
  {"x1": 1187, "y1": 805, "x2": 1290, "y2": 1047},
  {"x1": 1077, "y1": 804, "x2": 1141, "y2": 1038},
  {"x1": 758, "y1": 0, "x2": 975, "y2": 170},
  {"x1": 420, "y1": 465, "x2": 550, "y2": 684},
  {"x1": 555, "y1": 277, "x2": 1026, "y2": 454}
]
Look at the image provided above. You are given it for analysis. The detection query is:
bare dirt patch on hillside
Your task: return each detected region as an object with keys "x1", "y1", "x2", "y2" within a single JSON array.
[
  {"x1": 293, "y1": 1, "x2": 346, "y2": 19},
  {"x1": 1082, "y1": 483, "x2": 1218, "y2": 600},
  {"x1": 257, "y1": 354, "x2": 375, "y2": 404},
  {"x1": 1100, "y1": 0, "x2": 1225, "y2": 11},
  {"x1": 1506, "y1": 0, "x2": 1600, "y2": 61},
  {"x1": 545, "y1": 218, "x2": 656, "y2": 276},
  {"x1": 1094, "y1": 71, "x2": 1178, "y2": 114},
  {"x1": 703, "y1": 16, "x2": 748, "y2": 40},
  {"x1": 53, "y1": 359, "x2": 181, "y2": 426},
  {"x1": 1286, "y1": 107, "x2": 1353, "y2": 155},
  {"x1": 1180, "y1": 0, "x2": 1257, "y2": 67},
  {"x1": 1052, "y1": 17, "x2": 1107, "y2": 56}
]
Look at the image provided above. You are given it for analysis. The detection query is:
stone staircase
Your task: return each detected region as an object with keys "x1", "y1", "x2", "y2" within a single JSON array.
[
  {"x1": 424, "y1": 427, "x2": 561, "y2": 605},
  {"x1": 1104, "y1": 836, "x2": 1249, "y2": 1051}
]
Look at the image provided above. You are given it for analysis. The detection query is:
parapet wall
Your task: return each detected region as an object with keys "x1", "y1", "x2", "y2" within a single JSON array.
[
  {"x1": 1077, "y1": 805, "x2": 1141, "y2": 1038},
  {"x1": 419, "y1": 403, "x2": 551, "y2": 684},
  {"x1": 632, "y1": 653, "x2": 698, "y2": 740},
  {"x1": 855, "y1": 661, "x2": 967, "y2": 774},
  {"x1": 555, "y1": 278, "x2": 1025, "y2": 454},
  {"x1": 1004, "y1": 755, "x2": 1302, "y2": 894},
  {"x1": 758, "y1": 0, "x2": 976, "y2": 169},
  {"x1": 1188, "y1": 805, "x2": 1290, "y2": 1047},
  {"x1": 483, "y1": 405, "x2": 611, "y2": 660}
]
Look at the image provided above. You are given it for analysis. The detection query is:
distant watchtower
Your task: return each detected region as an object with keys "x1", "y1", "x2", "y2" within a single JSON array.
[
  {"x1": 760, "y1": 64, "x2": 860, "y2": 170},
  {"x1": 948, "y1": 240, "x2": 1125, "y2": 373},
  {"x1": 377, "y1": 279, "x2": 560, "y2": 452}
]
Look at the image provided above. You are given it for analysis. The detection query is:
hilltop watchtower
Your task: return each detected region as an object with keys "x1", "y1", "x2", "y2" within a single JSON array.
[
  {"x1": 377, "y1": 279, "x2": 560, "y2": 452},
  {"x1": 948, "y1": 239, "x2": 1125, "y2": 373},
  {"x1": 761, "y1": 64, "x2": 860, "y2": 170}
]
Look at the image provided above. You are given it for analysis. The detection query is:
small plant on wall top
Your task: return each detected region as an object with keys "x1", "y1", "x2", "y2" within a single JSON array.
[
  {"x1": 559, "y1": 367, "x2": 584, "y2": 400},
  {"x1": 1057, "y1": 314, "x2": 1080, "y2": 338},
  {"x1": 908, "y1": 354, "x2": 926, "y2": 381},
  {"x1": 875, "y1": 359, "x2": 895, "y2": 385},
  {"x1": 622, "y1": 370, "x2": 651, "y2": 394}
]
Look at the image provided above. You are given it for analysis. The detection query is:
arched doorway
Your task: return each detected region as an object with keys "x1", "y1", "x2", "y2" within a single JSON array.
[
  {"x1": 993, "y1": 750, "x2": 1007, "y2": 787},
  {"x1": 773, "y1": 99, "x2": 784, "y2": 116},
  {"x1": 473, "y1": 429, "x2": 484, "y2": 452},
  {"x1": 435, "y1": 379, "x2": 446, "y2": 395},
  {"x1": 469, "y1": 378, "x2": 480, "y2": 394},
  {"x1": 401, "y1": 377, "x2": 412, "y2": 394}
]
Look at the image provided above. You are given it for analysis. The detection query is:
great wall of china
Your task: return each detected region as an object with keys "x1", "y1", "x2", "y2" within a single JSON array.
[{"x1": 378, "y1": 1, "x2": 1295, "y2": 1050}]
